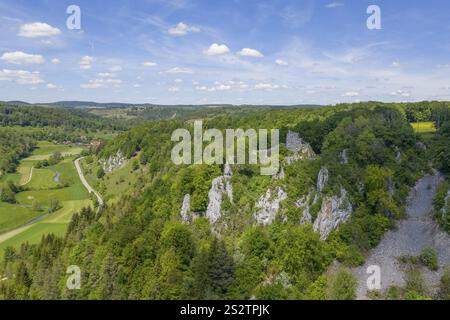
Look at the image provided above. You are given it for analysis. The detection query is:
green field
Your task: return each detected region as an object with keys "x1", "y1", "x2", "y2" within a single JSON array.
[
  {"x1": 0, "y1": 141, "x2": 92, "y2": 260},
  {"x1": 411, "y1": 122, "x2": 437, "y2": 134}
]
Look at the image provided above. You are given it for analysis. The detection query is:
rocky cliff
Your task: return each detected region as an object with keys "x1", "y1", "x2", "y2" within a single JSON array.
[
  {"x1": 205, "y1": 164, "x2": 233, "y2": 225},
  {"x1": 313, "y1": 187, "x2": 353, "y2": 240},
  {"x1": 99, "y1": 150, "x2": 126, "y2": 173},
  {"x1": 285, "y1": 131, "x2": 315, "y2": 164},
  {"x1": 255, "y1": 187, "x2": 288, "y2": 225}
]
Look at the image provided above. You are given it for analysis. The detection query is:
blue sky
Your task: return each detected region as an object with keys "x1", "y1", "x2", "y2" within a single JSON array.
[{"x1": 1, "y1": 0, "x2": 450, "y2": 105}]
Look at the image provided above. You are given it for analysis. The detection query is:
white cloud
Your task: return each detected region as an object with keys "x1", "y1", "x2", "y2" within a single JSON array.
[
  {"x1": 143, "y1": 61, "x2": 158, "y2": 67},
  {"x1": 164, "y1": 67, "x2": 193, "y2": 74},
  {"x1": 168, "y1": 87, "x2": 180, "y2": 92},
  {"x1": 46, "y1": 83, "x2": 58, "y2": 89},
  {"x1": 97, "y1": 72, "x2": 117, "y2": 78},
  {"x1": 79, "y1": 56, "x2": 94, "y2": 70},
  {"x1": 342, "y1": 91, "x2": 359, "y2": 97},
  {"x1": 326, "y1": 2, "x2": 344, "y2": 8},
  {"x1": 390, "y1": 89, "x2": 410, "y2": 97},
  {"x1": 174, "y1": 78, "x2": 183, "y2": 83},
  {"x1": 81, "y1": 78, "x2": 122, "y2": 89},
  {"x1": 204, "y1": 43, "x2": 230, "y2": 56},
  {"x1": 255, "y1": 83, "x2": 280, "y2": 91},
  {"x1": 237, "y1": 48, "x2": 264, "y2": 58},
  {"x1": 275, "y1": 59, "x2": 289, "y2": 66},
  {"x1": 0, "y1": 69, "x2": 44, "y2": 85},
  {"x1": 1, "y1": 51, "x2": 45, "y2": 65},
  {"x1": 18, "y1": 22, "x2": 61, "y2": 38},
  {"x1": 51, "y1": 58, "x2": 61, "y2": 64},
  {"x1": 133, "y1": 84, "x2": 141, "y2": 88},
  {"x1": 168, "y1": 22, "x2": 200, "y2": 36},
  {"x1": 392, "y1": 61, "x2": 400, "y2": 68}
]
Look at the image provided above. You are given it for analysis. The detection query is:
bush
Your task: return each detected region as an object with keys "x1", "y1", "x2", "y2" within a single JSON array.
[
  {"x1": 328, "y1": 268, "x2": 357, "y2": 300},
  {"x1": 420, "y1": 247, "x2": 439, "y2": 271},
  {"x1": 439, "y1": 267, "x2": 450, "y2": 300}
]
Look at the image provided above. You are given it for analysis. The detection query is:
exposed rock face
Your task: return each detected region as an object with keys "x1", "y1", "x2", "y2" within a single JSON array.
[
  {"x1": 313, "y1": 187, "x2": 353, "y2": 240},
  {"x1": 394, "y1": 146, "x2": 402, "y2": 163},
  {"x1": 205, "y1": 164, "x2": 233, "y2": 225},
  {"x1": 285, "y1": 131, "x2": 315, "y2": 165},
  {"x1": 296, "y1": 193, "x2": 315, "y2": 224},
  {"x1": 100, "y1": 150, "x2": 125, "y2": 173},
  {"x1": 317, "y1": 167, "x2": 329, "y2": 193},
  {"x1": 340, "y1": 149, "x2": 349, "y2": 164},
  {"x1": 388, "y1": 177, "x2": 395, "y2": 196},
  {"x1": 180, "y1": 194, "x2": 191, "y2": 223},
  {"x1": 255, "y1": 187, "x2": 288, "y2": 225},
  {"x1": 273, "y1": 166, "x2": 285, "y2": 180},
  {"x1": 415, "y1": 142, "x2": 427, "y2": 151},
  {"x1": 442, "y1": 190, "x2": 450, "y2": 218}
]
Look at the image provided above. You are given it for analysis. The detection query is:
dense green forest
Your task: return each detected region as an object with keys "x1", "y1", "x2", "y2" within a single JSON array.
[{"x1": 0, "y1": 101, "x2": 449, "y2": 300}]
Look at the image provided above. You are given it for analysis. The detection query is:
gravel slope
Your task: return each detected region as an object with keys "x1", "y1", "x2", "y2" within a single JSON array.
[{"x1": 354, "y1": 171, "x2": 450, "y2": 299}]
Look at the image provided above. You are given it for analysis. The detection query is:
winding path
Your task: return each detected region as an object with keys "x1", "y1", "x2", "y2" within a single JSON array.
[
  {"x1": 354, "y1": 171, "x2": 450, "y2": 299},
  {"x1": 74, "y1": 157, "x2": 104, "y2": 208}
]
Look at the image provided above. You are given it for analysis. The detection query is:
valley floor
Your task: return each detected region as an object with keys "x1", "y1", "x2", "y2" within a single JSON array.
[{"x1": 354, "y1": 171, "x2": 450, "y2": 299}]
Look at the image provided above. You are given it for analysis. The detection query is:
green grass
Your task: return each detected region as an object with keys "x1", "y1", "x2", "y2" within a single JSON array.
[
  {"x1": 0, "y1": 202, "x2": 39, "y2": 234},
  {"x1": 26, "y1": 141, "x2": 83, "y2": 161},
  {"x1": 411, "y1": 122, "x2": 437, "y2": 134},
  {"x1": 0, "y1": 141, "x2": 92, "y2": 260}
]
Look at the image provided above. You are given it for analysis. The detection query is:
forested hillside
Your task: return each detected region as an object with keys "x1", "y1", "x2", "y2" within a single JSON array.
[{"x1": 1, "y1": 102, "x2": 448, "y2": 300}]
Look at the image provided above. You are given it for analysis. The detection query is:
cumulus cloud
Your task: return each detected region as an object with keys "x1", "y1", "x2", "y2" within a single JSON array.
[
  {"x1": 97, "y1": 72, "x2": 117, "y2": 78},
  {"x1": 342, "y1": 91, "x2": 359, "y2": 97},
  {"x1": 164, "y1": 67, "x2": 193, "y2": 74},
  {"x1": 143, "y1": 61, "x2": 158, "y2": 67},
  {"x1": 255, "y1": 83, "x2": 280, "y2": 91},
  {"x1": 204, "y1": 43, "x2": 230, "y2": 56},
  {"x1": 0, "y1": 69, "x2": 44, "y2": 85},
  {"x1": 391, "y1": 61, "x2": 400, "y2": 68},
  {"x1": 237, "y1": 48, "x2": 264, "y2": 58},
  {"x1": 51, "y1": 58, "x2": 61, "y2": 64},
  {"x1": 168, "y1": 22, "x2": 200, "y2": 36},
  {"x1": 79, "y1": 56, "x2": 94, "y2": 70},
  {"x1": 1, "y1": 51, "x2": 45, "y2": 65},
  {"x1": 81, "y1": 78, "x2": 122, "y2": 89},
  {"x1": 390, "y1": 89, "x2": 410, "y2": 97},
  {"x1": 168, "y1": 87, "x2": 180, "y2": 92},
  {"x1": 275, "y1": 59, "x2": 289, "y2": 66},
  {"x1": 46, "y1": 83, "x2": 59, "y2": 89},
  {"x1": 18, "y1": 22, "x2": 61, "y2": 38}
]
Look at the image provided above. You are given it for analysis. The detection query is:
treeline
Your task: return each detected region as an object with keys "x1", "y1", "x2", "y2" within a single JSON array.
[
  {"x1": 0, "y1": 104, "x2": 127, "y2": 131},
  {"x1": 0, "y1": 127, "x2": 37, "y2": 175}
]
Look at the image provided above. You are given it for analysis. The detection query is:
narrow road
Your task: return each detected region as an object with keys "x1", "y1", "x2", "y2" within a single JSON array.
[
  {"x1": 74, "y1": 157, "x2": 104, "y2": 208},
  {"x1": 354, "y1": 171, "x2": 450, "y2": 299}
]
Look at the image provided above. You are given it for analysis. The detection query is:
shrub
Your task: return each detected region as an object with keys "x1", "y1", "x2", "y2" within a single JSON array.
[{"x1": 420, "y1": 247, "x2": 439, "y2": 271}]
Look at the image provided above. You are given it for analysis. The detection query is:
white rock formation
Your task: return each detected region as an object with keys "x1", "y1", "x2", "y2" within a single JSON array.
[
  {"x1": 296, "y1": 193, "x2": 314, "y2": 224},
  {"x1": 340, "y1": 149, "x2": 349, "y2": 164},
  {"x1": 180, "y1": 194, "x2": 191, "y2": 223},
  {"x1": 205, "y1": 164, "x2": 233, "y2": 225},
  {"x1": 99, "y1": 150, "x2": 125, "y2": 173},
  {"x1": 317, "y1": 167, "x2": 329, "y2": 193},
  {"x1": 255, "y1": 187, "x2": 288, "y2": 225},
  {"x1": 313, "y1": 187, "x2": 353, "y2": 240},
  {"x1": 285, "y1": 131, "x2": 315, "y2": 165},
  {"x1": 273, "y1": 166, "x2": 285, "y2": 180},
  {"x1": 442, "y1": 190, "x2": 450, "y2": 217}
]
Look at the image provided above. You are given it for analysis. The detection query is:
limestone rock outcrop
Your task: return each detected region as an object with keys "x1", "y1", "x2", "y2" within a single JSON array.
[
  {"x1": 255, "y1": 187, "x2": 288, "y2": 225},
  {"x1": 317, "y1": 167, "x2": 329, "y2": 193},
  {"x1": 205, "y1": 164, "x2": 233, "y2": 225},
  {"x1": 99, "y1": 150, "x2": 125, "y2": 173},
  {"x1": 180, "y1": 194, "x2": 191, "y2": 223},
  {"x1": 313, "y1": 187, "x2": 353, "y2": 240},
  {"x1": 285, "y1": 131, "x2": 315, "y2": 165}
]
